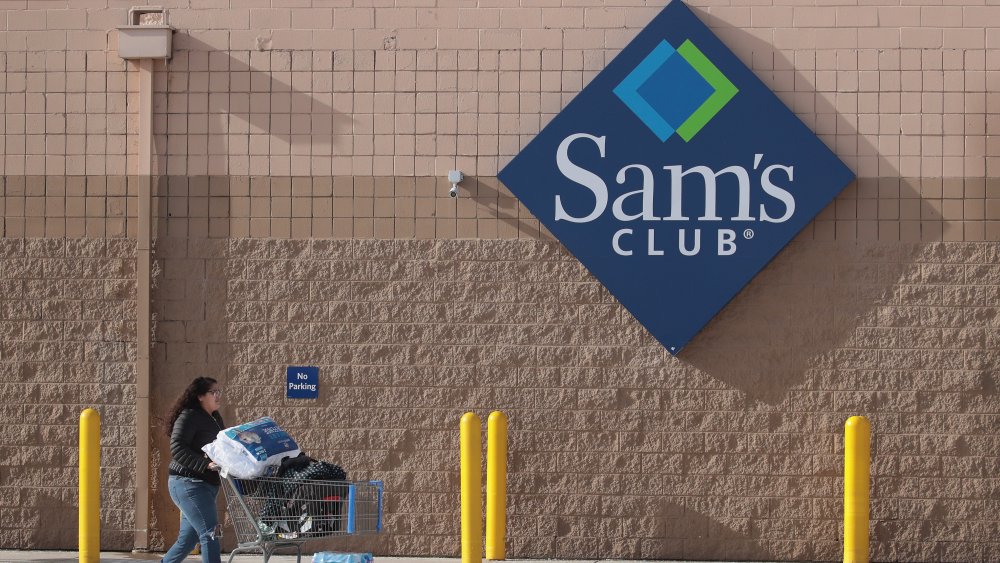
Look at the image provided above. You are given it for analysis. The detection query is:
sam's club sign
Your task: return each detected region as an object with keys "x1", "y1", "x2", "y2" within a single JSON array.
[{"x1": 499, "y1": 0, "x2": 854, "y2": 354}]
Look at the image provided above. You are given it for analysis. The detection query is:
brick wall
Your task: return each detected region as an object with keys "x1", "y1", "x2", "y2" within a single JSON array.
[
  {"x1": 0, "y1": 3, "x2": 998, "y2": 238},
  {"x1": 0, "y1": 0, "x2": 999, "y2": 561}
]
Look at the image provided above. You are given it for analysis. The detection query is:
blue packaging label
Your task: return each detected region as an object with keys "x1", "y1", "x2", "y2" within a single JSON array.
[{"x1": 223, "y1": 417, "x2": 299, "y2": 462}]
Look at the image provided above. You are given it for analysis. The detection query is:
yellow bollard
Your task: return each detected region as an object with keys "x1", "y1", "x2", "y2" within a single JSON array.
[
  {"x1": 79, "y1": 408, "x2": 101, "y2": 563},
  {"x1": 460, "y1": 412, "x2": 483, "y2": 563},
  {"x1": 486, "y1": 411, "x2": 507, "y2": 561},
  {"x1": 844, "y1": 416, "x2": 871, "y2": 563},
  {"x1": 485, "y1": 411, "x2": 508, "y2": 561}
]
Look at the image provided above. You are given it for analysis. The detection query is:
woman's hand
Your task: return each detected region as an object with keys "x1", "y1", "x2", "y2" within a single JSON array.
[{"x1": 208, "y1": 462, "x2": 220, "y2": 471}]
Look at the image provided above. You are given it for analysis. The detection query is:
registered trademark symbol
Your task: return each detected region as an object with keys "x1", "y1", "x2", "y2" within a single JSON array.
[{"x1": 743, "y1": 229, "x2": 755, "y2": 239}]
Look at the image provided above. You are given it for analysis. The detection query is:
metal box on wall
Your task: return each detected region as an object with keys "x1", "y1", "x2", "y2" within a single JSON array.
[{"x1": 117, "y1": 6, "x2": 173, "y2": 60}]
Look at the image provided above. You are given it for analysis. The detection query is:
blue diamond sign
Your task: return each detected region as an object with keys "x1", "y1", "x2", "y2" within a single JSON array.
[{"x1": 498, "y1": 0, "x2": 855, "y2": 354}]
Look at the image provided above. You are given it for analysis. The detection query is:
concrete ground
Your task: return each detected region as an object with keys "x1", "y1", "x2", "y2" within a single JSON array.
[{"x1": 0, "y1": 552, "x2": 776, "y2": 563}]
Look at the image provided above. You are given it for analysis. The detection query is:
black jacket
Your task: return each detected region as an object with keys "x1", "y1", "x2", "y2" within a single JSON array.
[{"x1": 169, "y1": 408, "x2": 224, "y2": 486}]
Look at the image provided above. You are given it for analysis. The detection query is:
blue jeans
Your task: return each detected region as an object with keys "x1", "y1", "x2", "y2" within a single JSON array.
[{"x1": 163, "y1": 475, "x2": 222, "y2": 563}]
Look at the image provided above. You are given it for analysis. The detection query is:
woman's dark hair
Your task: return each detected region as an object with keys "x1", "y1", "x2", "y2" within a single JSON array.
[{"x1": 165, "y1": 377, "x2": 218, "y2": 436}]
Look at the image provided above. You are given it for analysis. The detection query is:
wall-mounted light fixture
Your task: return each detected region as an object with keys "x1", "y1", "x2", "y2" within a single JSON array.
[{"x1": 448, "y1": 170, "x2": 464, "y2": 198}]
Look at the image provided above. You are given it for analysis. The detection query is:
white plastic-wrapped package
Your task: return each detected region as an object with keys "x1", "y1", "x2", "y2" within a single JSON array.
[{"x1": 202, "y1": 417, "x2": 301, "y2": 479}]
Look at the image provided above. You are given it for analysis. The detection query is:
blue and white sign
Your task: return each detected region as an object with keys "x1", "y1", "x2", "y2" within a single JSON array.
[
  {"x1": 498, "y1": 0, "x2": 854, "y2": 354},
  {"x1": 286, "y1": 366, "x2": 319, "y2": 399}
]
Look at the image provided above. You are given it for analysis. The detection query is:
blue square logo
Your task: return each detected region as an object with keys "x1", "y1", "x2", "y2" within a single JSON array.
[
  {"x1": 636, "y1": 47, "x2": 713, "y2": 131},
  {"x1": 498, "y1": 0, "x2": 854, "y2": 354}
]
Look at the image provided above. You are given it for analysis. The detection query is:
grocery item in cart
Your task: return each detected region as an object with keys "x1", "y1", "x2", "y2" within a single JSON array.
[
  {"x1": 202, "y1": 417, "x2": 301, "y2": 478},
  {"x1": 260, "y1": 453, "x2": 349, "y2": 535}
]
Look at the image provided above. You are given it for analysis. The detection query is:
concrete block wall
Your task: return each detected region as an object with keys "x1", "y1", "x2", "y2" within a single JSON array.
[
  {"x1": 141, "y1": 237, "x2": 1000, "y2": 561},
  {"x1": 0, "y1": 1, "x2": 998, "y2": 561},
  {"x1": 0, "y1": 238, "x2": 137, "y2": 549}
]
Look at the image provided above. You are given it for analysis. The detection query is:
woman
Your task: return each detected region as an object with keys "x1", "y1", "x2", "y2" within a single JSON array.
[{"x1": 162, "y1": 377, "x2": 225, "y2": 563}]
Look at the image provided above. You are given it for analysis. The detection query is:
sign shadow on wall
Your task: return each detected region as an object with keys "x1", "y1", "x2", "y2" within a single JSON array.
[{"x1": 672, "y1": 11, "x2": 928, "y2": 407}]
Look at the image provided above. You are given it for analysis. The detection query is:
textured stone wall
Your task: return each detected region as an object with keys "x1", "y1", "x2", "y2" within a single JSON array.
[
  {"x1": 1, "y1": 233, "x2": 999, "y2": 560},
  {"x1": 143, "y1": 237, "x2": 1000, "y2": 561},
  {"x1": 0, "y1": 238, "x2": 136, "y2": 549}
]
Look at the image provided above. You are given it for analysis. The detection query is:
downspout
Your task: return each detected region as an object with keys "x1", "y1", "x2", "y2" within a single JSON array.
[
  {"x1": 117, "y1": 7, "x2": 173, "y2": 551},
  {"x1": 133, "y1": 56, "x2": 153, "y2": 551}
]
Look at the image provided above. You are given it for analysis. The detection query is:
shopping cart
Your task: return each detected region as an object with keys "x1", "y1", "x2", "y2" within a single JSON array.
[{"x1": 221, "y1": 475, "x2": 383, "y2": 563}]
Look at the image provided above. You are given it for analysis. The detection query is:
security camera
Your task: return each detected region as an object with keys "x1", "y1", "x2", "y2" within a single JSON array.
[{"x1": 447, "y1": 170, "x2": 463, "y2": 198}]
